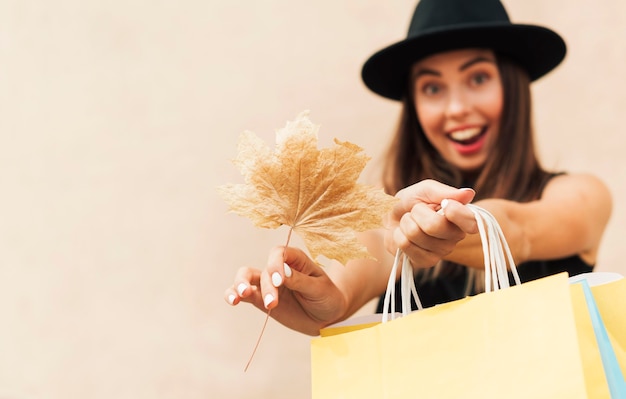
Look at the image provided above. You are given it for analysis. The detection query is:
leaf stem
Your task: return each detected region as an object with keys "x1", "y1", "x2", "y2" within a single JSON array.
[{"x1": 244, "y1": 226, "x2": 294, "y2": 372}]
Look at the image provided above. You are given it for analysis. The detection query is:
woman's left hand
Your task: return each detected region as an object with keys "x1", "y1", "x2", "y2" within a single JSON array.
[{"x1": 384, "y1": 179, "x2": 478, "y2": 268}]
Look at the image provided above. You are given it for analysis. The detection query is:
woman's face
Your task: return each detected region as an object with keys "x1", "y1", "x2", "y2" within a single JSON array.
[{"x1": 412, "y1": 49, "x2": 503, "y2": 172}]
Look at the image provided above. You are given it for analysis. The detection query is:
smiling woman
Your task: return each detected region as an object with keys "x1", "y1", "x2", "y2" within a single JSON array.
[{"x1": 226, "y1": 0, "x2": 613, "y2": 337}]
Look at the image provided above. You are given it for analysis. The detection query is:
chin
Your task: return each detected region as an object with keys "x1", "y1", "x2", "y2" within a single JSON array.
[{"x1": 456, "y1": 159, "x2": 486, "y2": 172}]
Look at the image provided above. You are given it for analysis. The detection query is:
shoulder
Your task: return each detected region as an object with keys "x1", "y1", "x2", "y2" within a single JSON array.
[
  {"x1": 543, "y1": 173, "x2": 612, "y2": 209},
  {"x1": 543, "y1": 172, "x2": 612, "y2": 254},
  {"x1": 518, "y1": 172, "x2": 612, "y2": 264}
]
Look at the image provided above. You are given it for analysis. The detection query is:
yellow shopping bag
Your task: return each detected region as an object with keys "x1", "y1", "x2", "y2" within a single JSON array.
[{"x1": 312, "y1": 273, "x2": 591, "y2": 398}]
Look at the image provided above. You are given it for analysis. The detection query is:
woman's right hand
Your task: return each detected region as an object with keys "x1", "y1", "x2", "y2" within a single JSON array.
[
  {"x1": 384, "y1": 179, "x2": 477, "y2": 269},
  {"x1": 224, "y1": 246, "x2": 349, "y2": 336}
]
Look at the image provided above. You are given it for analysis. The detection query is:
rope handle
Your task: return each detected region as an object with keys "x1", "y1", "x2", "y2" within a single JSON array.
[{"x1": 381, "y1": 203, "x2": 520, "y2": 323}]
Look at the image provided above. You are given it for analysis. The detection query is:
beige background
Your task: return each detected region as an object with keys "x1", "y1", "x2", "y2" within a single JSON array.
[{"x1": 0, "y1": 1, "x2": 624, "y2": 398}]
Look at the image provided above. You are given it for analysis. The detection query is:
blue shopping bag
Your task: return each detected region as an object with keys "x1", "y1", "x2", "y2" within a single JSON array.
[{"x1": 572, "y1": 275, "x2": 626, "y2": 398}]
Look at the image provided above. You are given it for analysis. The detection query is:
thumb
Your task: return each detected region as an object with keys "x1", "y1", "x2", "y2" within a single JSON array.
[
  {"x1": 453, "y1": 187, "x2": 476, "y2": 205},
  {"x1": 274, "y1": 247, "x2": 328, "y2": 297},
  {"x1": 395, "y1": 180, "x2": 475, "y2": 214},
  {"x1": 269, "y1": 246, "x2": 325, "y2": 278}
]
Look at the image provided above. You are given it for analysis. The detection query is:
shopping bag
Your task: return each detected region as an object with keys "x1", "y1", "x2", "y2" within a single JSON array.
[
  {"x1": 588, "y1": 273, "x2": 626, "y2": 368},
  {"x1": 311, "y1": 272, "x2": 589, "y2": 398},
  {"x1": 570, "y1": 274, "x2": 626, "y2": 398},
  {"x1": 314, "y1": 273, "x2": 626, "y2": 398}
]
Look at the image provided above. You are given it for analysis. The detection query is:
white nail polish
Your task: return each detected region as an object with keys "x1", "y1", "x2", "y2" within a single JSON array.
[
  {"x1": 264, "y1": 293, "x2": 275, "y2": 308},
  {"x1": 437, "y1": 199, "x2": 449, "y2": 216},
  {"x1": 271, "y1": 272, "x2": 283, "y2": 287},
  {"x1": 283, "y1": 263, "x2": 292, "y2": 278},
  {"x1": 228, "y1": 294, "x2": 236, "y2": 305},
  {"x1": 237, "y1": 283, "x2": 248, "y2": 296}
]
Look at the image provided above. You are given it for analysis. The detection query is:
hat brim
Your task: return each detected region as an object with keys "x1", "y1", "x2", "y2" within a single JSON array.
[{"x1": 361, "y1": 23, "x2": 567, "y2": 101}]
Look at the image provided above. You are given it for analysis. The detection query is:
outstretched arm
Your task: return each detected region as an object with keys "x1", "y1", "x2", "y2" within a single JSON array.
[
  {"x1": 445, "y1": 173, "x2": 612, "y2": 268},
  {"x1": 387, "y1": 174, "x2": 612, "y2": 270}
]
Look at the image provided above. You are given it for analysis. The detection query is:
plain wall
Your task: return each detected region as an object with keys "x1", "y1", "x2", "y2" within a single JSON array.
[{"x1": 0, "y1": 1, "x2": 624, "y2": 398}]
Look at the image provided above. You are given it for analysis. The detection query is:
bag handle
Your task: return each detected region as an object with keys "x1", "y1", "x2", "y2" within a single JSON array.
[{"x1": 382, "y1": 203, "x2": 521, "y2": 323}]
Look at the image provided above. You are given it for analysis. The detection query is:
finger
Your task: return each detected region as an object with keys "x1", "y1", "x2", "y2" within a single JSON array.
[
  {"x1": 263, "y1": 246, "x2": 301, "y2": 292},
  {"x1": 399, "y1": 212, "x2": 460, "y2": 255},
  {"x1": 265, "y1": 246, "x2": 294, "y2": 289},
  {"x1": 393, "y1": 227, "x2": 441, "y2": 268},
  {"x1": 232, "y1": 266, "x2": 261, "y2": 298},
  {"x1": 392, "y1": 181, "x2": 475, "y2": 221},
  {"x1": 269, "y1": 246, "x2": 325, "y2": 278},
  {"x1": 248, "y1": 246, "x2": 293, "y2": 311},
  {"x1": 258, "y1": 265, "x2": 281, "y2": 310},
  {"x1": 409, "y1": 202, "x2": 466, "y2": 241},
  {"x1": 455, "y1": 187, "x2": 476, "y2": 205},
  {"x1": 264, "y1": 246, "x2": 326, "y2": 309},
  {"x1": 225, "y1": 267, "x2": 264, "y2": 309},
  {"x1": 280, "y1": 259, "x2": 328, "y2": 296},
  {"x1": 224, "y1": 285, "x2": 261, "y2": 308},
  {"x1": 396, "y1": 179, "x2": 473, "y2": 206},
  {"x1": 224, "y1": 287, "x2": 239, "y2": 306},
  {"x1": 438, "y1": 200, "x2": 479, "y2": 234}
]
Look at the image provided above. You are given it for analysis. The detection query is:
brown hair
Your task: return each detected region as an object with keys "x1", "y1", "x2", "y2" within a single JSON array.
[{"x1": 381, "y1": 54, "x2": 553, "y2": 290}]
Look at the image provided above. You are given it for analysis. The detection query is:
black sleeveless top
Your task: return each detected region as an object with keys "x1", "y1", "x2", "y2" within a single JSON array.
[{"x1": 375, "y1": 255, "x2": 593, "y2": 313}]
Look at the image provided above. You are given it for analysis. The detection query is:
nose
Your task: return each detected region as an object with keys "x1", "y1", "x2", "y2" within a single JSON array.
[{"x1": 445, "y1": 87, "x2": 470, "y2": 119}]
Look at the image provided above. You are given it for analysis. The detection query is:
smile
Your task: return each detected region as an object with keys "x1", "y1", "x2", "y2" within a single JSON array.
[
  {"x1": 446, "y1": 126, "x2": 489, "y2": 156},
  {"x1": 447, "y1": 127, "x2": 486, "y2": 145}
]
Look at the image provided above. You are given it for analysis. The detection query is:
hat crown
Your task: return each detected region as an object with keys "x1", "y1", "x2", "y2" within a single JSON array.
[{"x1": 408, "y1": 0, "x2": 511, "y2": 37}]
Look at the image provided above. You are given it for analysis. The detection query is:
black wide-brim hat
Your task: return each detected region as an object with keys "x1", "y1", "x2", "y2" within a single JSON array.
[{"x1": 362, "y1": 0, "x2": 567, "y2": 101}]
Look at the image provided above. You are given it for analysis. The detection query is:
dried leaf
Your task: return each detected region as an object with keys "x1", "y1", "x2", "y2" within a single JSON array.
[{"x1": 218, "y1": 111, "x2": 397, "y2": 265}]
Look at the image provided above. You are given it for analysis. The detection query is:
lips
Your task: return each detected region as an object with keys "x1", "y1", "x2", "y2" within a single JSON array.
[
  {"x1": 448, "y1": 127, "x2": 485, "y2": 144},
  {"x1": 447, "y1": 126, "x2": 488, "y2": 155}
]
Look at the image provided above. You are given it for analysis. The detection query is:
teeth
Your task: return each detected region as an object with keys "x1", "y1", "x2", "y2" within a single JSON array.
[{"x1": 450, "y1": 127, "x2": 482, "y2": 141}]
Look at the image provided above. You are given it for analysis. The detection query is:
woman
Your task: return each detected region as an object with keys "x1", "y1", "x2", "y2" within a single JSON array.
[{"x1": 224, "y1": 0, "x2": 612, "y2": 336}]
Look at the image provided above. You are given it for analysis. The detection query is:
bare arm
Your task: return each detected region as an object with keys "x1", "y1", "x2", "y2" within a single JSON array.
[
  {"x1": 449, "y1": 173, "x2": 611, "y2": 267},
  {"x1": 395, "y1": 174, "x2": 612, "y2": 269}
]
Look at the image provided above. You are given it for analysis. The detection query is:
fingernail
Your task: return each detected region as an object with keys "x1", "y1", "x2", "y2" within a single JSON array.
[
  {"x1": 263, "y1": 293, "x2": 275, "y2": 308},
  {"x1": 437, "y1": 199, "x2": 449, "y2": 215},
  {"x1": 271, "y1": 272, "x2": 283, "y2": 287},
  {"x1": 283, "y1": 263, "x2": 292, "y2": 278},
  {"x1": 237, "y1": 283, "x2": 248, "y2": 296},
  {"x1": 228, "y1": 294, "x2": 236, "y2": 305},
  {"x1": 460, "y1": 187, "x2": 475, "y2": 203}
]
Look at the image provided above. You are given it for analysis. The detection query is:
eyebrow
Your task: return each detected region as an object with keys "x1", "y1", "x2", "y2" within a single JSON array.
[
  {"x1": 412, "y1": 56, "x2": 496, "y2": 80},
  {"x1": 460, "y1": 56, "x2": 494, "y2": 71}
]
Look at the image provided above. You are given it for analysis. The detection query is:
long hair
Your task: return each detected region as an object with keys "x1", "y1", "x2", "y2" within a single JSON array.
[{"x1": 381, "y1": 54, "x2": 553, "y2": 292}]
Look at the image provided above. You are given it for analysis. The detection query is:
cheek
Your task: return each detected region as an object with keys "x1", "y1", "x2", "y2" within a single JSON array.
[
  {"x1": 488, "y1": 94, "x2": 504, "y2": 122},
  {"x1": 485, "y1": 84, "x2": 504, "y2": 122},
  {"x1": 415, "y1": 102, "x2": 444, "y2": 139}
]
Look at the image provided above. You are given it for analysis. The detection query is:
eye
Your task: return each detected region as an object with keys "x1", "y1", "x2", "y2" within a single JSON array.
[
  {"x1": 421, "y1": 83, "x2": 442, "y2": 96},
  {"x1": 470, "y1": 72, "x2": 490, "y2": 86}
]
